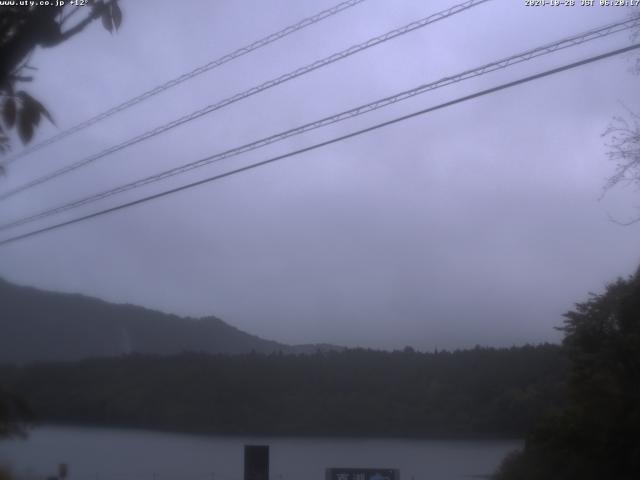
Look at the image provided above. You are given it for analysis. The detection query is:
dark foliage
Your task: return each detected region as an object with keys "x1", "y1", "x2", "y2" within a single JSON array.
[
  {"x1": 0, "y1": 345, "x2": 566, "y2": 438},
  {"x1": 0, "y1": 385, "x2": 32, "y2": 438},
  {"x1": 0, "y1": 1, "x2": 122, "y2": 156},
  {"x1": 495, "y1": 269, "x2": 640, "y2": 480}
]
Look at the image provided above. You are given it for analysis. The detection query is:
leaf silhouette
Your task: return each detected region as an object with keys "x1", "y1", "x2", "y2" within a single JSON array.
[
  {"x1": 111, "y1": 2, "x2": 122, "y2": 30},
  {"x1": 2, "y1": 98, "x2": 16, "y2": 128},
  {"x1": 17, "y1": 111, "x2": 34, "y2": 144},
  {"x1": 25, "y1": 94, "x2": 53, "y2": 125},
  {"x1": 102, "y1": 9, "x2": 114, "y2": 33},
  {"x1": 17, "y1": 92, "x2": 41, "y2": 129},
  {"x1": 17, "y1": 91, "x2": 55, "y2": 128},
  {"x1": 39, "y1": 104, "x2": 54, "y2": 125}
]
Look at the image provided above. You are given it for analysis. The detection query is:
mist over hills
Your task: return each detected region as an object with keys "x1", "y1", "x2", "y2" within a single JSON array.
[
  {"x1": 0, "y1": 277, "x2": 569, "y2": 438},
  {"x1": 0, "y1": 278, "x2": 340, "y2": 363}
]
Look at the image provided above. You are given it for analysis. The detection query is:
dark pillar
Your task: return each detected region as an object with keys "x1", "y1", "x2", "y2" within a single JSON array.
[{"x1": 244, "y1": 445, "x2": 269, "y2": 480}]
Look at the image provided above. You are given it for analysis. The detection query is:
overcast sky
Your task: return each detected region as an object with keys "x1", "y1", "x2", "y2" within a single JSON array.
[{"x1": 1, "y1": 0, "x2": 639, "y2": 350}]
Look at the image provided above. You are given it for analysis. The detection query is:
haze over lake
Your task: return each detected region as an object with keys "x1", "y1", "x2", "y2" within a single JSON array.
[
  {"x1": 0, "y1": 426, "x2": 521, "y2": 480},
  {"x1": 1, "y1": 1, "x2": 638, "y2": 479}
]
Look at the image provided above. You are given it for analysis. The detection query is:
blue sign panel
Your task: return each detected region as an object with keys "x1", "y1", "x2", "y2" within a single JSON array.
[{"x1": 326, "y1": 468, "x2": 399, "y2": 480}]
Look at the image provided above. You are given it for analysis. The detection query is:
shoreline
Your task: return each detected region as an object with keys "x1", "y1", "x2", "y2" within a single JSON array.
[{"x1": 26, "y1": 421, "x2": 525, "y2": 443}]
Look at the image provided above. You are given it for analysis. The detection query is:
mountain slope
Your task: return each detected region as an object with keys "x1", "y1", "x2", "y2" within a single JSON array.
[{"x1": 0, "y1": 278, "x2": 299, "y2": 363}]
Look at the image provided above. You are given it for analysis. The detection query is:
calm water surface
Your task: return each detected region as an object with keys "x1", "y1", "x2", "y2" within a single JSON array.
[{"x1": 0, "y1": 426, "x2": 521, "y2": 480}]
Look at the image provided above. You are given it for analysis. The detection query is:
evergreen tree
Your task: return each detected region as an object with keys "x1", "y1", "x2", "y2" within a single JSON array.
[{"x1": 496, "y1": 268, "x2": 640, "y2": 479}]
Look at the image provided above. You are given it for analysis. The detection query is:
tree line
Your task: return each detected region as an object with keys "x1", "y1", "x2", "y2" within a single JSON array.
[{"x1": 0, "y1": 344, "x2": 566, "y2": 438}]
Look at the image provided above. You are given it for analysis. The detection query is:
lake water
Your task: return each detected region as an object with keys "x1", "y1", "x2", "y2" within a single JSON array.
[{"x1": 0, "y1": 426, "x2": 521, "y2": 480}]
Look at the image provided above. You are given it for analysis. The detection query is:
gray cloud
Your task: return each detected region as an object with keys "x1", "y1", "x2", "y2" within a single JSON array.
[{"x1": 1, "y1": 0, "x2": 639, "y2": 350}]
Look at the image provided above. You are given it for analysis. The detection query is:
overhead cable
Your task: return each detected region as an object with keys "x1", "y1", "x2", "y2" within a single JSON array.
[
  {"x1": 1, "y1": 16, "x2": 637, "y2": 233},
  {"x1": 0, "y1": 0, "x2": 493, "y2": 200},
  {"x1": 1, "y1": 43, "x2": 638, "y2": 247},
  {"x1": 0, "y1": 0, "x2": 368, "y2": 165}
]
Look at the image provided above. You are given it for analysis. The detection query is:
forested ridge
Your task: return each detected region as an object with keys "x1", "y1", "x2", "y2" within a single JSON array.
[
  {"x1": 0, "y1": 278, "x2": 339, "y2": 363},
  {"x1": 0, "y1": 345, "x2": 565, "y2": 438}
]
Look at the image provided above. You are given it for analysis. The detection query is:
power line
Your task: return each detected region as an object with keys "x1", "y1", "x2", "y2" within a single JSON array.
[
  {"x1": 1, "y1": 43, "x2": 638, "y2": 248},
  {"x1": 0, "y1": 0, "x2": 493, "y2": 200},
  {"x1": 0, "y1": 0, "x2": 368, "y2": 166},
  {"x1": 1, "y1": 16, "x2": 637, "y2": 233}
]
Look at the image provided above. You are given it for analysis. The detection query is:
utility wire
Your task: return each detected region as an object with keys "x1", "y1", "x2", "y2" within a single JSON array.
[
  {"x1": 0, "y1": 0, "x2": 368, "y2": 166},
  {"x1": 0, "y1": 0, "x2": 493, "y2": 200},
  {"x1": 1, "y1": 16, "x2": 637, "y2": 233},
  {"x1": 1, "y1": 43, "x2": 638, "y2": 248}
]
